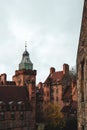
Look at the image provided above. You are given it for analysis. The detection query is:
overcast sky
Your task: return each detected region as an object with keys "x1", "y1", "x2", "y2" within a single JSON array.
[{"x1": 0, "y1": 0, "x2": 84, "y2": 83}]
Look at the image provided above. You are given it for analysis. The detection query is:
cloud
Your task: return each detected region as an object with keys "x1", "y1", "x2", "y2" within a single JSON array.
[{"x1": 0, "y1": 0, "x2": 84, "y2": 83}]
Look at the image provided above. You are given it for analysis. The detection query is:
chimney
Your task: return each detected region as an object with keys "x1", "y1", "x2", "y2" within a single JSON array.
[
  {"x1": 50, "y1": 67, "x2": 55, "y2": 74},
  {"x1": 63, "y1": 64, "x2": 69, "y2": 74},
  {"x1": 1, "y1": 73, "x2": 7, "y2": 84},
  {"x1": 38, "y1": 82, "x2": 43, "y2": 89}
]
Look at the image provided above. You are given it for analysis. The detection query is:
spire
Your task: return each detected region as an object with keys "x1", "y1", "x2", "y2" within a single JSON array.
[
  {"x1": 19, "y1": 42, "x2": 33, "y2": 70},
  {"x1": 25, "y1": 41, "x2": 27, "y2": 51}
]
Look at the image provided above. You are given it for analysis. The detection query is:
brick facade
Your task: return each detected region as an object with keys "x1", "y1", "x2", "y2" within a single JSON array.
[
  {"x1": 36, "y1": 64, "x2": 77, "y2": 123},
  {"x1": 0, "y1": 47, "x2": 36, "y2": 130},
  {"x1": 77, "y1": 0, "x2": 87, "y2": 130}
]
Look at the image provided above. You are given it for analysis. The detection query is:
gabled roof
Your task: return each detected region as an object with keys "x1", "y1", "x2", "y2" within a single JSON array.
[
  {"x1": 0, "y1": 85, "x2": 31, "y2": 110},
  {"x1": 44, "y1": 71, "x2": 63, "y2": 84},
  {"x1": 51, "y1": 71, "x2": 63, "y2": 82}
]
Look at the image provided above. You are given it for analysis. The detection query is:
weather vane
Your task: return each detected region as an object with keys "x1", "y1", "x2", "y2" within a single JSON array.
[{"x1": 25, "y1": 41, "x2": 27, "y2": 51}]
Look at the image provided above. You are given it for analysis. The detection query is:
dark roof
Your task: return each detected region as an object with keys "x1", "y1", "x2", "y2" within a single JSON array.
[
  {"x1": 44, "y1": 71, "x2": 63, "y2": 84},
  {"x1": 23, "y1": 50, "x2": 29, "y2": 56},
  {"x1": 5, "y1": 81, "x2": 16, "y2": 85},
  {"x1": 0, "y1": 85, "x2": 31, "y2": 110},
  {"x1": 51, "y1": 71, "x2": 63, "y2": 82},
  {"x1": 61, "y1": 101, "x2": 77, "y2": 113}
]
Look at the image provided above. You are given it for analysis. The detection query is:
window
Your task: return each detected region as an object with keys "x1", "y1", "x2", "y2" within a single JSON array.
[
  {"x1": 56, "y1": 88, "x2": 58, "y2": 93},
  {"x1": 9, "y1": 101, "x2": 15, "y2": 111},
  {"x1": 44, "y1": 93, "x2": 46, "y2": 96},
  {"x1": 25, "y1": 64, "x2": 29, "y2": 70},
  {"x1": 20, "y1": 111, "x2": 24, "y2": 120},
  {"x1": 0, "y1": 101, "x2": 5, "y2": 112},
  {"x1": 47, "y1": 92, "x2": 49, "y2": 96},
  {"x1": 0, "y1": 112, "x2": 5, "y2": 120},
  {"x1": 44, "y1": 101, "x2": 47, "y2": 105},
  {"x1": 11, "y1": 112, "x2": 15, "y2": 120},
  {"x1": 18, "y1": 101, "x2": 24, "y2": 111},
  {"x1": 82, "y1": 125, "x2": 84, "y2": 130},
  {"x1": 19, "y1": 105, "x2": 24, "y2": 111},
  {"x1": 51, "y1": 96, "x2": 54, "y2": 101},
  {"x1": 51, "y1": 88, "x2": 54, "y2": 93},
  {"x1": 56, "y1": 97, "x2": 58, "y2": 101}
]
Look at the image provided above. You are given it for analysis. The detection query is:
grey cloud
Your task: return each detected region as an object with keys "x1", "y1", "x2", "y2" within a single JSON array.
[{"x1": 0, "y1": 0, "x2": 83, "y2": 83}]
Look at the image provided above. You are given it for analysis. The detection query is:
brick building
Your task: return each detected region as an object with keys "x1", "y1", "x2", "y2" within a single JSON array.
[
  {"x1": 0, "y1": 46, "x2": 36, "y2": 130},
  {"x1": 36, "y1": 82, "x2": 44, "y2": 123},
  {"x1": 36, "y1": 64, "x2": 77, "y2": 123},
  {"x1": 77, "y1": 0, "x2": 87, "y2": 130}
]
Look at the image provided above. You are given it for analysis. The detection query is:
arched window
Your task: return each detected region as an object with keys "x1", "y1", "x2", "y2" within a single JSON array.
[
  {"x1": 82, "y1": 125, "x2": 84, "y2": 130},
  {"x1": 56, "y1": 96, "x2": 58, "y2": 101},
  {"x1": 17, "y1": 101, "x2": 24, "y2": 120},
  {"x1": 17, "y1": 101, "x2": 25, "y2": 111},
  {"x1": 20, "y1": 111, "x2": 24, "y2": 120},
  {"x1": 56, "y1": 88, "x2": 58, "y2": 93},
  {"x1": 0, "y1": 101, "x2": 5, "y2": 112},
  {"x1": 9, "y1": 101, "x2": 15, "y2": 120},
  {"x1": 9, "y1": 101, "x2": 15, "y2": 111},
  {"x1": 0, "y1": 112, "x2": 5, "y2": 120},
  {"x1": 11, "y1": 111, "x2": 15, "y2": 120},
  {"x1": 0, "y1": 101, "x2": 5, "y2": 120}
]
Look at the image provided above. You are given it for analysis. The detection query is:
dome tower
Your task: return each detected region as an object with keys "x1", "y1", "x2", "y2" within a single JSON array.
[{"x1": 19, "y1": 43, "x2": 33, "y2": 70}]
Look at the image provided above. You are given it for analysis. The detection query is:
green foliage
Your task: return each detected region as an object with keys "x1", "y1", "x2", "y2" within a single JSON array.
[
  {"x1": 69, "y1": 68, "x2": 76, "y2": 81},
  {"x1": 44, "y1": 103, "x2": 77, "y2": 130},
  {"x1": 64, "y1": 117, "x2": 77, "y2": 130},
  {"x1": 45, "y1": 103, "x2": 65, "y2": 129},
  {"x1": 44, "y1": 116, "x2": 77, "y2": 130}
]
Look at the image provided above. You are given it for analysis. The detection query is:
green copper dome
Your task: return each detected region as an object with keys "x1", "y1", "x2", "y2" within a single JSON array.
[{"x1": 19, "y1": 46, "x2": 33, "y2": 70}]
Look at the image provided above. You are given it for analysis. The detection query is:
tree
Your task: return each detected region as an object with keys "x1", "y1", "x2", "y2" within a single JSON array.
[
  {"x1": 44, "y1": 103, "x2": 65, "y2": 130},
  {"x1": 69, "y1": 66, "x2": 76, "y2": 81},
  {"x1": 64, "y1": 116, "x2": 77, "y2": 130}
]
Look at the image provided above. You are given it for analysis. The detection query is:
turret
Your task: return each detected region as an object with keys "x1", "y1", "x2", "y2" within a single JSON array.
[{"x1": 19, "y1": 43, "x2": 33, "y2": 70}]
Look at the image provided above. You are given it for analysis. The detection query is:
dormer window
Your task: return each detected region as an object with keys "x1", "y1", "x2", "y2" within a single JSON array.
[
  {"x1": 20, "y1": 111, "x2": 24, "y2": 120},
  {"x1": 0, "y1": 112, "x2": 5, "y2": 120},
  {"x1": 9, "y1": 101, "x2": 15, "y2": 111},
  {"x1": 9, "y1": 101, "x2": 15, "y2": 120},
  {"x1": 17, "y1": 101, "x2": 25, "y2": 111},
  {"x1": 0, "y1": 101, "x2": 5, "y2": 112},
  {"x1": 11, "y1": 111, "x2": 15, "y2": 120},
  {"x1": 18, "y1": 101, "x2": 24, "y2": 120}
]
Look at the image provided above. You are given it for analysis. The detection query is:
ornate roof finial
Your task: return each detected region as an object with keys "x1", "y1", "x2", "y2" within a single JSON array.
[{"x1": 25, "y1": 41, "x2": 27, "y2": 51}]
